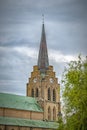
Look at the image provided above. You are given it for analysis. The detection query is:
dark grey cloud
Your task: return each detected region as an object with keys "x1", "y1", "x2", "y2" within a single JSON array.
[
  {"x1": 0, "y1": 46, "x2": 36, "y2": 95},
  {"x1": 0, "y1": 39, "x2": 34, "y2": 47},
  {"x1": 0, "y1": 0, "x2": 87, "y2": 24}
]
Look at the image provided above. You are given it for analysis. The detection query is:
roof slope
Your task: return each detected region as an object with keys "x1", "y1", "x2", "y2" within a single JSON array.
[
  {"x1": 0, "y1": 116, "x2": 58, "y2": 129},
  {"x1": 0, "y1": 93, "x2": 43, "y2": 112}
]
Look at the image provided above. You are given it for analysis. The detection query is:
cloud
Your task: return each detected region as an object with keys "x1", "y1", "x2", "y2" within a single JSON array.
[
  {"x1": 49, "y1": 49, "x2": 77, "y2": 63},
  {"x1": 0, "y1": 0, "x2": 87, "y2": 95},
  {"x1": 4, "y1": 46, "x2": 78, "y2": 64},
  {"x1": 14, "y1": 47, "x2": 38, "y2": 59},
  {"x1": 0, "y1": 79, "x2": 26, "y2": 95},
  {"x1": 0, "y1": 0, "x2": 87, "y2": 56}
]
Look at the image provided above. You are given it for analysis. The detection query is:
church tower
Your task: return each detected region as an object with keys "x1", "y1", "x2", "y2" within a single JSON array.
[{"x1": 26, "y1": 20, "x2": 61, "y2": 121}]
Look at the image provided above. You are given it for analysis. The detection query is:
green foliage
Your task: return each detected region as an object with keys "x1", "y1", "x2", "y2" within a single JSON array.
[
  {"x1": 57, "y1": 55, "x2": 87, "y2": 130},
  {"x1": 57, "y1": 117, "x2": 64, "y2": 130}
]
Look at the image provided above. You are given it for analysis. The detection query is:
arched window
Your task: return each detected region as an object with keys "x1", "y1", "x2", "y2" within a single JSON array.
[
  {"x1": 31, "y1": 89, "x2": 34, "y2": 97},
  {"x1": 53, "y1": 107, "x2": 56, "y2": 121},
  {"x1": 48, "y1": 88, "x2": 51, "y2": 100},
  {"x1": 48, "y1": 106, "x2": 51, "y2": 120},
  {"x1": 58, "y1": 102, "x2": 61, "y2": 111},
  {"x1": 36, "y1": 88, "x2": 39, "y2": 97},
  {"x1": 53, "y1": 89, "x2": 56, "y2": 101}
]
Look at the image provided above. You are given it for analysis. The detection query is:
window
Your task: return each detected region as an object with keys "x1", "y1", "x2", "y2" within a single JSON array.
[
  {"x1": 36, "y1": 88, "x2": 39, "y2": 97},
  {"x1": 53, "y1": 89, "x2": 56, "y2": 101},
  {"x1": 48, "y1": 106, "x2": 51, "y2": 120},
  {"x1": 53, "y1": 107, "x2": 56, "y2": 120},
  {"x1": 48, "y1": 88, "x2": 51, "y2": 100},
  {"x1": 58, "y1": 102, "x2": 61, "y2": 111},
  {"x1": 31, "y1": 89, "x2": 34, "y2": 97}
]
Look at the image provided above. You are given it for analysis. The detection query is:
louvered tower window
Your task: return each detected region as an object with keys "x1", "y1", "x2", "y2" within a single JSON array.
[
  {"x1": 53, "y1": 107, "x2": 56, "y2": 120},
  {"x1": 53, "y1": 89, "x2": 56, "y2": 101},
  {"x1": 36, "y1": 88, "x2": 39, "y2": 97},
  {"x1": 48, "y1": 106, "x2": 51, "y2": 120},
  {"x1": 48, "y1": 88, "x2": 51, "y2": 100},
  {"x1": 31, "y1": 89, "x2": 34, "y2": 97}
]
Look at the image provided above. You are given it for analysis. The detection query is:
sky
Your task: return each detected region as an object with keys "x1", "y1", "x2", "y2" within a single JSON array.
[{"x1": 0, "y1": 0, "x2": 87, "y2": 96}]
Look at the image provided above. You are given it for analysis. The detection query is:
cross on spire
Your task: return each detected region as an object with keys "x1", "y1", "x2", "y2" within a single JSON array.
[{"x1": 42, "y1": 14, "x2": 44, "y2": 24}]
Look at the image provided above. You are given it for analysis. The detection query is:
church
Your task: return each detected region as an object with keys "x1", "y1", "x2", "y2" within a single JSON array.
[{"x1": 0, "y1": 20, "x2": 61, "y2": 130}]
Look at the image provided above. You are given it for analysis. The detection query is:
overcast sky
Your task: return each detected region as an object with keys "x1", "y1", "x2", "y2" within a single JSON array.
[{"x1": 0, "y1": 0, "x2": 87, "y2": 95}]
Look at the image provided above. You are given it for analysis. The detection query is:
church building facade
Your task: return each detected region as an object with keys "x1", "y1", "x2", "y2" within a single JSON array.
[
  {"x1": 27, "y1": 22, "x2": 61, "y2": 121},
  {"x1": 0, "y1": 21, "x2": 61, "y2": 130}
]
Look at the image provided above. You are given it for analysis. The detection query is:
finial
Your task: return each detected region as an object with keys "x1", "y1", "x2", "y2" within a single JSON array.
[{"x1": 42, "y1": 14, "x2": 44, "y2": 24}]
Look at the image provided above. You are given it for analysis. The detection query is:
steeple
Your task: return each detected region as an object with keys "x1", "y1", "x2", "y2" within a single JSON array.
[
  {"x1": 27, "y1": 18, "x2": 61, "y2": 121},
  {"x1": 38, "y1": 16, "x2": 49, "y2": 73}
]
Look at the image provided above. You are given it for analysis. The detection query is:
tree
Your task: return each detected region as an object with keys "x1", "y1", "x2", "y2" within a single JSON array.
[{"x1": 57, "y1": 55, "x2": 87, "y2": 130}]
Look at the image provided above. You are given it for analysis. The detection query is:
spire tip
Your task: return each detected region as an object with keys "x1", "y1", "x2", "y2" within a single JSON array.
[{"x1": 42, "y1": 14, "x2": 44, "y2": 24}]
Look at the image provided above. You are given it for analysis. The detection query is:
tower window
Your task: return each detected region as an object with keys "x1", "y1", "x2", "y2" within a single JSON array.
[
  {"x1": 31, "y1": 89, "x2": 34, "y2": 97},
  {"x1": 53, "y1": 89, "x2": 56, "y2": 101},
  {"x1": 53, "y1": 107, "x2": 56, "y2": 120},
  {"x1": 48, "y1": 106, "x2": 51, "y2": 120},
  {"x1": 36, "y1": 88, "x2": 39, "y2": 97},
  {"x1": 48, "y1": 88, "x2": 51, "y2": 100},
  {"x1": 58, "y1": 102, "x2": 61, "y2": 111}
]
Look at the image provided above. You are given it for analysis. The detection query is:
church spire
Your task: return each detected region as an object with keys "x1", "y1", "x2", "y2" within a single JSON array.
[{"x1": 38, "y1": 16, "x2": 49, "y2": 73}]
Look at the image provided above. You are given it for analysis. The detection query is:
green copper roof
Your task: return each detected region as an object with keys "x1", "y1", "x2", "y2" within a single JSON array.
[
  {"x1": 0, "y1": 93, "x2": 43, "y2": 112},
  {"x1": 0, "y1": 116, "x2": 58, "y2": 129}
]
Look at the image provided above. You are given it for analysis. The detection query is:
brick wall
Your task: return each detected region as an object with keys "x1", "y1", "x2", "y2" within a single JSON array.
[
  {"x1": 0, "y1": 125, "x2": 50, "y2": 130},
  {"x1": 0, "y1": 108, "x2": 43, "y2": 120}
]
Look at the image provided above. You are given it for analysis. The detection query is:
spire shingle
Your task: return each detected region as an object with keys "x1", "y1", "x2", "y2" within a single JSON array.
[{"x1": 38, "y1": 23, "x2": 49, "y2": 73}]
